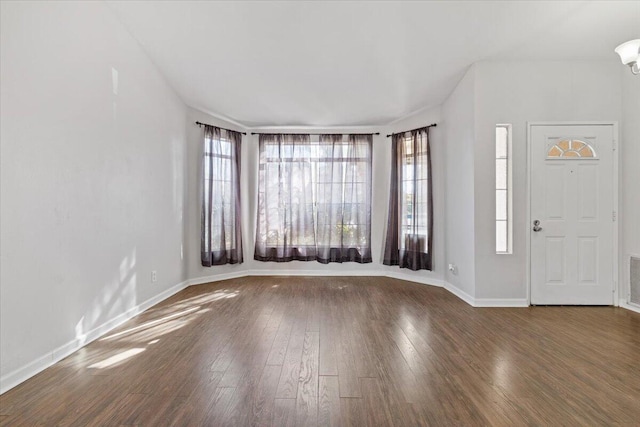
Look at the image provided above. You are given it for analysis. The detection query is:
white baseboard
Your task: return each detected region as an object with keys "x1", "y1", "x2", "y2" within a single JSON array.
[
  {"x1": 187, "y1": 271, "x2": 248, "y2": 287},
  {"x1": 473, "y1": 298, "x2": 529, "y2": 307},
  {"x1": 384, "y1": 271, "x2": 444, "y2": 287},
  {"x1": 188, "y1": 269, "x2": 445, "y2": 288},
  {"x1": 248, "y1": 269, "x2": 378, "y2": 278},
  {"x1": 0, "y1": 280, "x2": 188, "y2": 395},
  {"x1": 619, "y1": 299, "x2": 640, "y2": 314},
  {"x1": 442, "y1": 281, "x2": 476, "y2": 306},
  {"x1": 442, "y1": 281, "x2": 529, "y2": 307}
]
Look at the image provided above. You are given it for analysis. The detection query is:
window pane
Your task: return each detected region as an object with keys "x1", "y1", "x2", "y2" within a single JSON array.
[
  {"x1": 496, "y1": 189, "x2": 507, "y2": 221},
  {"x1": 496, "y1": 159, "x2": 507, "y2": 189},
  {"x1": 495, "y1": 124, "x2": 512, "y2": 254},
  {"x1": 496, "y1": 220, "x2": 507, "y2": 253},
  {"x1": 202, "y1": 128, "x2": 242, "y2": 264},
  {"x1": 496, "y1": 127, "x2": 508, "y2": 158},
  {"x1": 256, "y1": 134, "x2": 372, "y2": 259}
]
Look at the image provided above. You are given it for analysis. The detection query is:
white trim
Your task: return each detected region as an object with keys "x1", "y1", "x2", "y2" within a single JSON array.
[
  {"x1": 187, "y1": 271, "x2": 248, "y2": 287},
  {"x1": 384, "y1": 271, "x2": 444, "y2": 287},
  {"x1": 527, "y1": 122, "x2": 619, "y2": 306},
  {"x1": 188, "y1": 269, "x2": 445, "y2": 287},
  {"x1": 625, "y1": 253, "x2": 640, "y2": 307},
  {"x1": 0, "y1": 280, "x2": 188, "y2": 395},
  {"x1": 443, "y1": 281, "x2": 476, "y2": 306},
  {"x1": 526, "y1": 123, "x2": 532, "y2": 305},
  {"x1": 619, "y1": 299, "x2": 640, "y2": 314},
  {"x1": 613, "y1": 122, "x2": 619, "y2": 305},
  {"x1": 474, "y1": 298, "x2": 529, "y2": 308},
  {"x1": 496, "y1": 123, "x2": 513, "y2": 255},
  {"x1": 442, "y1": 281, "x2": 528, "y2": 307},
  {"x1": 251, "y1": 269, "x2": 380, "y2": 278}
]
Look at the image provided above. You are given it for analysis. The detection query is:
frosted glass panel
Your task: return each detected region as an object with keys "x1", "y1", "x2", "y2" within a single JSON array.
[
  {"x1": 496, "y1": 189, "x2": 507, "y2": 220},
  {"x1": 496, "y1": 159, "x2": 507, "y2": 189},
  {"x1": 495, "y1": 125, "x2": 512, "y2": 254},
  {"x1": 496, "y1": 127, "x2": 508, "y2": 158},
  {"x1": 496, "y1": 221, "x2": 507, "y2": 253}
]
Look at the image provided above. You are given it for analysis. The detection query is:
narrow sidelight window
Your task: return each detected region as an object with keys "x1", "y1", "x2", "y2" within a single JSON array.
[{"x1": 496, "y1": 124, "x2": 512, "y2": 254}]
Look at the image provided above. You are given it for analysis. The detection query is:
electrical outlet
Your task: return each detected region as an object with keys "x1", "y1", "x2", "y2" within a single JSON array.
[{"x1": 151, "y1": 270, "x2": 157, "y2": 283}]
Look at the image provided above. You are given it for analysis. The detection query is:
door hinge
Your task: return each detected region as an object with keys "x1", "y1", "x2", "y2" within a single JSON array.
[
  {"x1": 613, "y1": 140, "x2": 617, "y2": 151},
  {"x1": 612, "y1": 210, "x2": 617, "y2": 222}
]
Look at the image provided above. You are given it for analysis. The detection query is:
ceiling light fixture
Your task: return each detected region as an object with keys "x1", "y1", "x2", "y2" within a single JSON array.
[{"x1": 615, "y1": 39, "x2": 640, "y2": 75}]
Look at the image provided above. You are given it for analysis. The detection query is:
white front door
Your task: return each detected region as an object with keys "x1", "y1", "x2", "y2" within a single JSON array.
[{"x1": 530, "y1": 124, "x2": 615, "y2": 305}]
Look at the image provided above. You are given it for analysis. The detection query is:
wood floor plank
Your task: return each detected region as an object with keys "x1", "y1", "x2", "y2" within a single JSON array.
[
  {"x1": 318, "y1": 310, "x2": 338, "y2": 376},
  {"x1": 274, "y1": 305, "x2": 308, "y2": 399},
  {"x1": 2, "y1": 276, "x2": 639, "y2": 426},
  {"x1": 361, "y1": 377, "x2": 395, "y2": 426},
  {"x1": 272, "y1": 398, "x2": 296, "y2": 427},
  {"x1": 340, "y1": 397, "x2": 366, "y2": 427},
  {"x1": 318, "y1": 376, "x2": 341, "y2": 427},
  {"x1": 249, "y1": 365, "x2": 282, "y2": 427},
  {"x1": 266, "y1": 316, "x2": 294, "y2": 366},
  {"x1": 335, "y1": 326, "x2": 361, "y2": 398},
  {"x1": 295, "y1": 331, "x2": 320, "y2": 426},
  {"x1": 201, "y1": 387, "x2": 237, "y2": 426}
]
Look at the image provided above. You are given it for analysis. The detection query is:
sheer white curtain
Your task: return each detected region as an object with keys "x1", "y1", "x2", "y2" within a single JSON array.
[
  {"x1": 316, "y1": 134, "x2": 372, "y2": 263},
  {"x1": 255, "y1": 134, "x2": 316, "y2": 261},
  {"x1": 254, "y1": 133, "x2": 372, "y2": 263}
]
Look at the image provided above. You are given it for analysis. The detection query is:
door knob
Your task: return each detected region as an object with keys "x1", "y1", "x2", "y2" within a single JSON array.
[{"x1": 533, "y1": 220, "x2": 542, "y2": 232}]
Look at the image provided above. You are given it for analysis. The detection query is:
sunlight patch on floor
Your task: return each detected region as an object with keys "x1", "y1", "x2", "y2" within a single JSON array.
[
  {"x1": 100, "y1": 306, "x2": 201, "y2": 341},
  {"x1": 88, "y1": 348, "x2": 145, "y2": 369}
]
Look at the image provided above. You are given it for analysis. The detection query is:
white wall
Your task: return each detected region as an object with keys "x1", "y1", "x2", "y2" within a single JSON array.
[
  {"x1": 472, "y1": 60, "x2": 622, "y2": 300},
  {"x1": 620, "y1": 68, "x2": 640, "y2": 303},
  {"x1": 441, "y1": 66, "x2": 477, "y2": 298},
  {"x1": 0, "y1": 1, "x2": 188, "y2": 391}
]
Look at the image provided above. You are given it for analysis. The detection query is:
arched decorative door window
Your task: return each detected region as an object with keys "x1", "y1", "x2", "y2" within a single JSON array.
[{"x1": 547, "y1": 139, "x2": 597, "y2": 159}]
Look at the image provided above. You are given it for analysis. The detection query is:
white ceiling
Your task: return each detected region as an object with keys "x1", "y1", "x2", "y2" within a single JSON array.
[{"x1": 107, "y1": 1, "x2": 639, "y2": 127}]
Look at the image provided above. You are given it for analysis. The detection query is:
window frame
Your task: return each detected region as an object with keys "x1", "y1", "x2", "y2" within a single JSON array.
[
  {"x1": 259, "y1": 136, "x2": 372, "y2": 251},
  {"x1": 496, "y1": 124, "x2": 513, "y2": 255}
]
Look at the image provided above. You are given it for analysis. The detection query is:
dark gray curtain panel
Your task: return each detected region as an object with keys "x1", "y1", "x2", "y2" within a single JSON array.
[
  {"x1": 254, "y1": 133, "x2": 372, "y2": 263},
  {"x1": 201, "y1": 125, "x2": 243, "y2": 266},
  {"x1": 383, "y1": 128, "x2": 433, "y2": 271}
]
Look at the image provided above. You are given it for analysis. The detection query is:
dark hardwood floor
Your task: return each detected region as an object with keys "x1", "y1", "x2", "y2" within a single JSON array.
[{"x1": 1, "y1": 276, "x2": 639, "y2": 426}]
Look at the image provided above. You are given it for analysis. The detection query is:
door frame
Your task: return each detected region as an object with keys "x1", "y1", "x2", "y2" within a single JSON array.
[{"x1": 526, "y1": 122, "x2": 619, "y2": 306}]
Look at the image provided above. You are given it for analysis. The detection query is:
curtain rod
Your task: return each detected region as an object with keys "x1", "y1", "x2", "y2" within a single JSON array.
[
  {"x1": 195, "y1": 121, "x2": 247, "y2": 135},
  {"x1": 386, "y1": 123, "x2": 437, "y2": 138},
  {"x1": 250, "y1": 132, "x2": 380, "y2": 136}
]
